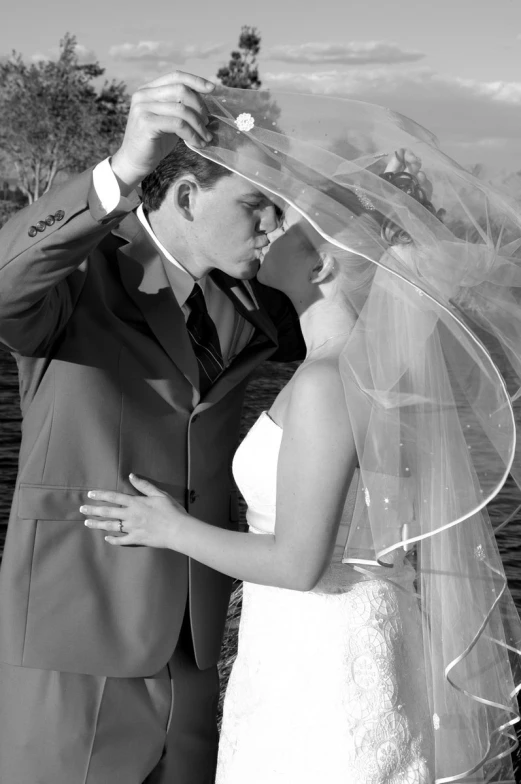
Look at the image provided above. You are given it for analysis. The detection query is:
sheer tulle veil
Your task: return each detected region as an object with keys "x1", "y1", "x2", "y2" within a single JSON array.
[{"x1": 190, "y1": 86, "x2": 521, "y2": 782}]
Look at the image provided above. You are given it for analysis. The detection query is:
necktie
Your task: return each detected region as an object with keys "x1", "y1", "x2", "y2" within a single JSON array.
[{"x1": 186, "y1": 284, "x2": 224, "y2": 394}]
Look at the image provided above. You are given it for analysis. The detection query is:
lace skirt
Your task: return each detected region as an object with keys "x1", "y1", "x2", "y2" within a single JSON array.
[{"x1": 216, "y1": 565, "x2": 434, "y2": 784}]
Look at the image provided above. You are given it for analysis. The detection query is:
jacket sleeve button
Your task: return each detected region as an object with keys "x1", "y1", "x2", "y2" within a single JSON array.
[
  {"x1": 35, "y1": 221, "x2": 46, "y2": 232},
  {"x1": 28, "y1": 226, "x2": 37, "y2": 237},
  {"x1": 54, "y1": 210, "x2": 65, "y2": 221},
  {"x1": 45, "y1": 215, "x2": 55, "y2": 226}
]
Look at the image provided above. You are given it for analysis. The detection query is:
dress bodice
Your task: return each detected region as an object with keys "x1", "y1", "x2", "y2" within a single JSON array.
[{"x1": 232, "y1": 412, "x2": 410, "y2": 592}]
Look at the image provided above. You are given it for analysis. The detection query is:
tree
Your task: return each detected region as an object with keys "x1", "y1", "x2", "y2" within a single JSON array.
[
  {"x1": 0, "y1": 33, "x2": 129, "y2": 204},
  {"x1": 217, "y1": 26, "x2": 262, "y2": 90},
  {"x1": 215, "y1": 26, "x2": 281, "y2": 131}
]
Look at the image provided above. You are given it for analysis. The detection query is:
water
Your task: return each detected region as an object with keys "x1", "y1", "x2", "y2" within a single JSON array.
[{"x1": 2, "y1": 349, "x2": 521, "y2": 774}]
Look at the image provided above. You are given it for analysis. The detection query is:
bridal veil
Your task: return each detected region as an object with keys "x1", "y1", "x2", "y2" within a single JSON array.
[{"x1": 191, "y1": 86, "x2": 521, "y2": 783}]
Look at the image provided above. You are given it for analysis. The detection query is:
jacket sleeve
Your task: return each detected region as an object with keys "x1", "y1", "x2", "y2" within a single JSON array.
[{"x1": 0, "y1": 167, "x2": 136, "y2": 356}]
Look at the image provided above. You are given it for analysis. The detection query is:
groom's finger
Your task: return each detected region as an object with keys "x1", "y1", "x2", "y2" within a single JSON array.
[
  {"x1": 137, "y1": 101, "x2": 212, "y2": 144},
  {"x1": 140, "y1": 70, "x2": 215, "y2": 94},
  {"x1": 134, "y1": 84, "x2": 211, "y2": 125}
]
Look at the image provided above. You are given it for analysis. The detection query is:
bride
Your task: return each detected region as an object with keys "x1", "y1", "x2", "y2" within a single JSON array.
[{"x1": 81, "y1": 88, "x2": 521, "y2": 783}]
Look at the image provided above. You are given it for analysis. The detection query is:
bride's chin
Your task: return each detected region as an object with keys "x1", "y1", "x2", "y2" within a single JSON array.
[{"x1": 256, "y1": 261, "x2": 269, "y2": 285}]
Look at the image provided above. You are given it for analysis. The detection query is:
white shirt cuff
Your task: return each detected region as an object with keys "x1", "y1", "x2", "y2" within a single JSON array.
[{"x1": 89, "y1": 157, "x2": 141, "y2": 220}]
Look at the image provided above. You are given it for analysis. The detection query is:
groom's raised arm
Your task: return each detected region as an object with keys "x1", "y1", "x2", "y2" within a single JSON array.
[
  {"x1": 0, "y1": 166, "x2": 139, "y2": 355},
  {"x1": 0, "y1": 70, "x2": 215, "y2": 356}
]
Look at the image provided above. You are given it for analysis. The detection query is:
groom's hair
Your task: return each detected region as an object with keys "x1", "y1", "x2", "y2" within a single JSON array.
[{"x1": 141, "y1": 145, "x2": 232, "y2": 214}]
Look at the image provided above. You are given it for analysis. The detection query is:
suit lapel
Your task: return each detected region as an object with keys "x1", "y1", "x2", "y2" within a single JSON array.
[
  {"x1": 114, "y1": 214, "x2": 200, "y2": 391},
  {"x1": 210, "y1": 269, "x2": 278, "y2": 346},
  {"x1": 113, "y1": 217, "x2": 280, "y2": 406}
]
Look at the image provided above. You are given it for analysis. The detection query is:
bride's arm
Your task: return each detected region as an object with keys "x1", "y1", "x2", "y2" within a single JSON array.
[{"x1": 81, "y1": 362, "x2": 358, "y2": 591}]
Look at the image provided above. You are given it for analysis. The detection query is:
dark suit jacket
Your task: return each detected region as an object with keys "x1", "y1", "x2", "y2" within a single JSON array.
[{"x1": 0, "y1": 167, "x2": 304, "y2": 677}]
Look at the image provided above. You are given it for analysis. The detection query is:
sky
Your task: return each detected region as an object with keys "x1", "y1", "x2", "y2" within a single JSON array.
[{"x1": 2, "y1": 0, "x2": 521, "y2": 176}]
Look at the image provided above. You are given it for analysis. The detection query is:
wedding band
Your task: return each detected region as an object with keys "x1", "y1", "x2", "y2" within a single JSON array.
[{"x1": 119, "y1": 521, "x2": 126, "y2": 534}]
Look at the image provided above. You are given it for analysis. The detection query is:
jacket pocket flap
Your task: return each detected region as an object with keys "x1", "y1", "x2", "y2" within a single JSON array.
[
  {"x1": 18, "y1": 484, "x2": 120, "y2": 521},
  {"x1": 17, "y1": 483, "x2": 185, "y2": 521}
]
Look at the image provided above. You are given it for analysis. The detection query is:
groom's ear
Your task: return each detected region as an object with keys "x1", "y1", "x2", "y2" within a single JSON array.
[
  {"x1": 168, "y1": 177, "x2": 197, "y2": 222},
  {"x1": 309, "y1": 251, "x2": 335, "y2": 284}
]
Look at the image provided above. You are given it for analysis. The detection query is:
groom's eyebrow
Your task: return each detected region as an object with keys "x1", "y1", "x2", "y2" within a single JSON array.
[
  {"x1": 242, "y1": 191, "x2": 273, "y2": 205},
  {"x1": 241, "y1": 188, "x2": 284, "y2": 219}
]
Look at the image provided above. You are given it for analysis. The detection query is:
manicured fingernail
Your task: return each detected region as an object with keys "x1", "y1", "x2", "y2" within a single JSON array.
[
  {"x1": 88, "y1": 491, "x2": 96, "y2": 498},
  {"x1": 80, "y1": 506, "x2": 87, "y2": 513},
  {"x1": 84, "y1": 520, "x2": 92, "y2": 527}
]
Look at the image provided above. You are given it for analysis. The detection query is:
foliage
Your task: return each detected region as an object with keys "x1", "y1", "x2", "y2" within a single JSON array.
[
  {"x1": 0, "y1": 180, "x2": 26, "y2": 227},
  {"x1": 217, "y1": 26, "x2": 262, "y2": 90},
  {"x1": 0, "y1": 33, "x2": 129, "y2": 204}
]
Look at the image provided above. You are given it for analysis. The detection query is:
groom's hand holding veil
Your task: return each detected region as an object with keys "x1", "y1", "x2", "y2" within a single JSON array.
[{"x1": 110, "y1": 71, "x2": 216, "y2": 196}]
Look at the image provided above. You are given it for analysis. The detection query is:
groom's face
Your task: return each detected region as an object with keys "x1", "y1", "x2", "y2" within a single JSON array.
[{"x1": 192, "y1": 173, "x2": 279, "y2": 279}]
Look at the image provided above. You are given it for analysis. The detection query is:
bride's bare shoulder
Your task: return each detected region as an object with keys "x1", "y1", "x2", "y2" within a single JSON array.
[
  {"x1": 270, "y1": 358, "x2": 352, "y2": 429},
  {"x1": 287, "y1": 358, "x2": 347, "y2": 418}
]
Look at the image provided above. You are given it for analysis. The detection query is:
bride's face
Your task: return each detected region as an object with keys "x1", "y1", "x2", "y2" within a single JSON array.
[{"x1": 257, "y1": 208, "x2": 319, "y2": 293}]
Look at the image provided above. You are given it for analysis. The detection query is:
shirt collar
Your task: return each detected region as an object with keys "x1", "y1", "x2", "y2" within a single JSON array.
[{"x1": 136, "y1": 204, "x2": 206, "y2": 307}]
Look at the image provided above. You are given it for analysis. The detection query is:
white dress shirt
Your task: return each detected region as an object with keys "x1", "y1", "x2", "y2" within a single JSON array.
[{"x1": 90, "y1": 158, "x2": 255, "y2": 364}]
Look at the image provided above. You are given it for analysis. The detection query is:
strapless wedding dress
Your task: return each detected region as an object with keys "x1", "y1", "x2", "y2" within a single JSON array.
[{"x1": 216, "y1": 412, "x2": 434, "y2": 784}]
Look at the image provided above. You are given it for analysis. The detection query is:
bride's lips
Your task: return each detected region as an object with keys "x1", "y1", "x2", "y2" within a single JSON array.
[{"x1": 256, "y1": 238, "x2": 271, "y2": 263}]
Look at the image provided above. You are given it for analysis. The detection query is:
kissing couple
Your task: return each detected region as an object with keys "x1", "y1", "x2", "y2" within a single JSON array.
[{"x1": 0, "y1": 70, "x2": 521, "y2": 783}]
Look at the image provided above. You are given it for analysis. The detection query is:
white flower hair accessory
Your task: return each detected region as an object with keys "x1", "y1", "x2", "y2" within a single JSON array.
[{"x1": 235, "y1": 113, "x2": 255, "y2": 132}]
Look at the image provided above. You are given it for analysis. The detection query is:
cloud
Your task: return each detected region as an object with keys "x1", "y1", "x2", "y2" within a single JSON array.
[
  {"x1": 452, "y1": 77, "x2": 521, "y2": 105},
  {"x1": 30, "y1": 44, "x2": 98, "y2": 65},
  {"x1": 267, "y1": 41, "x2": 425, "y2": 66},
  {"x1": 109, "y1": 41, "x2": 225, "y2": 65},
  {"x1": 74, "y1": 44, "x2": 99, "y2": 65},
  {"x1": 263, "y1": 67, "x2": 521, "y2": 169}
]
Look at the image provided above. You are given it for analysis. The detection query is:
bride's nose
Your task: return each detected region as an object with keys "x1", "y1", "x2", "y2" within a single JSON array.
[{"x1": 258, "y1": 204, "x2": 279, "y2": 235}]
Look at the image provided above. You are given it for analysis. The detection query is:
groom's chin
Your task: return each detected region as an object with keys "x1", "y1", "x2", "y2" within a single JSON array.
[{"x1": 238, "y1": 259, "x2": 261, "y2": 280}]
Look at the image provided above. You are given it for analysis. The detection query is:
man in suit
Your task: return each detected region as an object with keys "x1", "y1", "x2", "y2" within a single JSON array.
[{"x1": 0, "y1": 71, "x2": 303, "y2": 783}]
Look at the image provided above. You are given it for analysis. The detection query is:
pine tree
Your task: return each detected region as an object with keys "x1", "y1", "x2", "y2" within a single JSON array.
[{"x1": 217, "y1": 26, "x2": 262, "y2": 90}]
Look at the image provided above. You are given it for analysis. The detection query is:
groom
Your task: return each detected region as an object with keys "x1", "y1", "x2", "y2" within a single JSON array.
[{"x1": 0, "y1": 71, "x2": 304, "y2": 783}]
